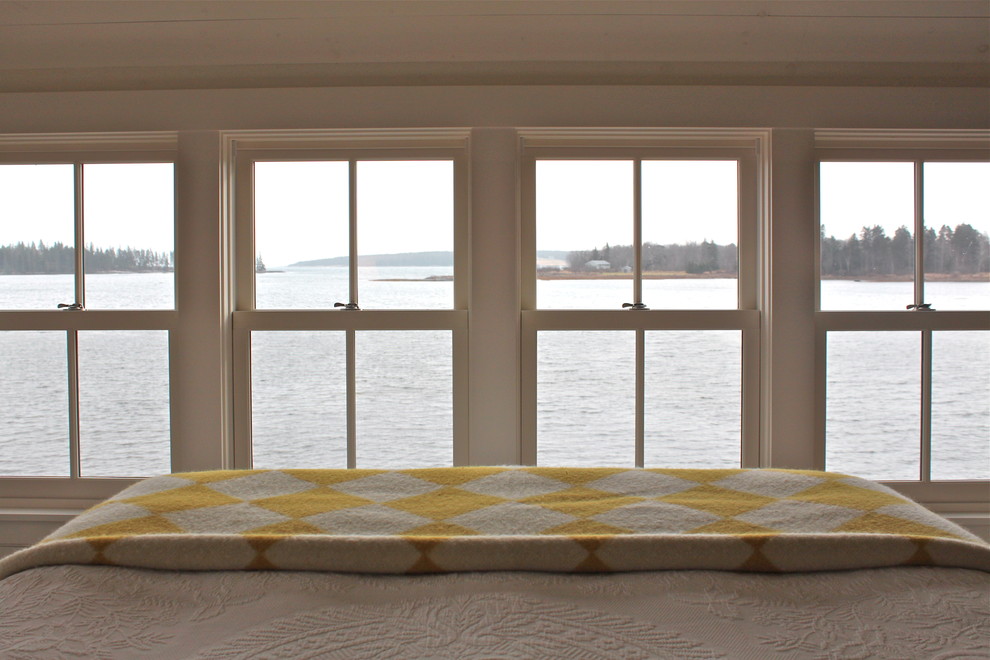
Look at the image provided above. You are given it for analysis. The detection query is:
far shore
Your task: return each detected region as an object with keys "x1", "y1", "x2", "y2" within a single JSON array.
[
  {"x1": 374, "y1": 270, "x2": 990, "y2": 283},
  {"x1": 3, "y1": 269, "x2": 986, "y2": 283}
]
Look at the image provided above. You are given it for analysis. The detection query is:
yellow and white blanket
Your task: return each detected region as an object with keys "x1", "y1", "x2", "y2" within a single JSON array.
[{"x1": 2, "y1": 467, "x2": 988, "y2": 579}]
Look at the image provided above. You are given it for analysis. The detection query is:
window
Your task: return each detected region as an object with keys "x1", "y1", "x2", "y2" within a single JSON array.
[
  {"x1": 229, "y1": 132, "x2": 469, "y2": 469},
  {"x1": 0, "y1": 136, "x2": 176, "y2": 480},
  {"x1": 520, "y1": 131, "x2": 766, "y2": 468},
  {"x1": 816, "y1": 132, "x2": 989, "y2": 498},
  {"x1": 1, "y1": 128, "x2": 984, "y2": 550}
]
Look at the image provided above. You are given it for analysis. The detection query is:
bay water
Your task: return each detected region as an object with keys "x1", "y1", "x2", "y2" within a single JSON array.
[{"x1": 1, "y1": 268, "x2": 987, "y2": 481}]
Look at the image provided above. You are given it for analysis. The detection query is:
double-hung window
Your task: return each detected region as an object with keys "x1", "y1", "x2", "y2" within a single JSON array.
[
  {"x1": 0, "y1": 134, "x2": 177, "y2": 497},
  {"x1": 229, "y1": 131, "x2": 469, "y2": 469},
  {"x1": 815, "y1": 131, "x2": 990, "y2": 504},
  {"x1": 519, "y1": 130, "x2": 766, "y2": 467}
]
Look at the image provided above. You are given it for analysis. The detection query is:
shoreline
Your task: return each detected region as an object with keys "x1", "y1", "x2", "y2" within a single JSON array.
[
  {"x1": 375, "y1": 271, "x2": 990, "y2": 283},
  {"x1": 536, "y1": 271, "x2": 989, "y2": 282},
  {"x1": 3, "y1": 271, "x2": 986, "y2": 283}
]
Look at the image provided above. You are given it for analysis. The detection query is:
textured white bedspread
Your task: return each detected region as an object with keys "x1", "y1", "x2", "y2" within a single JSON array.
[{"x1": 1, "y1": 565, "x2": 987, "y2": 659}]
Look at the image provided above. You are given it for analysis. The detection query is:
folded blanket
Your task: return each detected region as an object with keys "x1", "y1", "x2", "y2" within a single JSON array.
[{"x1": 2, "y1": 467, "x2": 987, "y2": 579}]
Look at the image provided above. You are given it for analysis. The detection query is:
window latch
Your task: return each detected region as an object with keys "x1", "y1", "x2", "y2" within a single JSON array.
[
  {"x1": 622, "y1": 302, "x2": 649, "y2": 310},
  {"x1": 906, "y1": 303, "x2": 934, "y2": 311},
  {"x1": 57, "y1": 303, "x2": 84, "y2": 311},
  {"x1": 334, "y1": 302, "x2": 360, "y2": 311}
]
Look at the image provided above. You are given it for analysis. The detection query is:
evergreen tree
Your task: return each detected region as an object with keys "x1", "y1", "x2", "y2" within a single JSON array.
[{"x1": 0, "y1": 242, "x2": 172, "y2": 274}]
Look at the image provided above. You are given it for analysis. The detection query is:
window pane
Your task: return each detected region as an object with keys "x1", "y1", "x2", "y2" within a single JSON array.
[
  {"x1": 0, "y1": 164, "x2": 75, "y2": 309},
  {"x1": 83, "y1": 163, "x2": 175, "y2": 309},
  {"x1": 826, "y1": 332, "x2": 920, "y2": 480},
  {"x1": 255, "y1": 162, "x2": 349, "y2": 309},
  {"x1": 357, "y1": 161, "x2": 454, "y2": 310},
  {"x1": 252, "y1": 331, "x2": 347, "y2": 468},
  {"x1": 78, "y1": 331, "x2": 170, "y2": 477},
  {"x1": 0, "y1": 331, "x2": 69, "y2": 476},
  {"x1": 932, "y1": 331, "x2": 990, "y2": 480},
  {"x1": 538, "y1": 331, "x2": 635, "y2": 466},
  {"x1": 536, "y1": 161, "x2": 633, "y2": 309},
  {"x1": 641, "y1": 161, "x2": 738, "y2": 309},
  {"x1": 923, "y1": 162, "x2": 990, "y2": 311},
  {"x1": 644, "y1": 331, "x2": 741, "y2": 468},
  {"x1": 356, "y1": 331, "x2": 452, "y2": 468},
  {"x1": 820, "y1": 162, "x2": 915, "y2": 310}
]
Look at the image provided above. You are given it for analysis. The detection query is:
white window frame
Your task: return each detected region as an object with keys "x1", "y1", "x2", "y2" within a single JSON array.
[
  {"x1": 225, "y1": 130, "x2": 470, "y2": 468},
  {"x1": 519, "y1": 129, "x2": 769, "y2": 467},
  {"x1": 2, "y1": 128, "x2": 984, "y2": 546},
  {"x1": 0, "y1": 133, "x2": 179, "y2": 506},
  {"x1": 814, "y1": 129, "x2": 990, "y2": 508}
]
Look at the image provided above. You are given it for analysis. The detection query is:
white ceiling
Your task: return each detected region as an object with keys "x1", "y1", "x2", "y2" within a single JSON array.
[{"x1": 1, "y1": 1, "x2": 987, "y2": 90}]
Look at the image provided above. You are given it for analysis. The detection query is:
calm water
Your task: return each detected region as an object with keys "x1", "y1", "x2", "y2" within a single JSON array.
[{"x1": 1, "y1": 269, "x2": 987, "y2": 481}]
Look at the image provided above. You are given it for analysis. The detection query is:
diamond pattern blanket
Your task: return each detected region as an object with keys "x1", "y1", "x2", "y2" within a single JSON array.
[{"x1": 2, "y1": 467, "x2": 988, "y2": 579}]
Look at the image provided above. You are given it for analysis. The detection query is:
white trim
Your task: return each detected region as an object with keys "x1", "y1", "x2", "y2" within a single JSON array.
[
  {"x1": 0, "y1": 132, "x2": 178, "y2": 153},
  {"x1": 0, "y1": 477, "x2": 138, "y2": 507},
  {"x1": 813, "y1": 135, "x2": 990, "y2": 492},
  {"x1": 233, "y1": 310, "x2": 467, "y2": 331},
  {"x1": 521, "y1": 310, "x2": 760, "y2": 330},
  {"x1": 1, "y1": 125, "x2": 985, "y2": 541},
  {"x1": 222, "y1": 128, "x2": 470, "y2": 151},
  {"x1": 815, "y1": 129, "x2": 990, "y2": 151},
  {"x1": 816, "y1": 311, "x2": 990, "y2": 331},
  {"x1": 227, "y1": 131, "x2": 471, "y2": 469},
  {"x1": 518, "y1": 129, "x2": 768, "y2": 467},
  {"x1": 0, "y1": 311, "x2": 178, "y2": 330},
  {"x1": 519, "y1": 127, "x2": 776, "y2": 148},
  {"x1": 0, "y1": 140, "x2": 181, "y2": 483}
]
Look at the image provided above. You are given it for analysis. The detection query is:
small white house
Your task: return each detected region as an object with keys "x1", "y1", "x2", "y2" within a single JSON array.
[{"x1": 585, "y1": 260, "x2": 610, "y2": 270}]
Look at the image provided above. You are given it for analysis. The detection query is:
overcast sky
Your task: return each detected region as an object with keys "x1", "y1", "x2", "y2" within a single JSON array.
[
  {"x1": 2, "y1": 160, "x2": 987, "y2": 268},
  {"x1": 0, "y1": 162, "x2": 174, "y2": 254},
  {"x1": 820, "y1": 161, "x2": 990, "y2": 240}
]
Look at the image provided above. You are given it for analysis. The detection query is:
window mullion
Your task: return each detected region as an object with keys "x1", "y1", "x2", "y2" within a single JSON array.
[
  {"x1": 346, "y1": 161, "x2": 358, "y2": 467},
  {"x1": 73, "y1": 163, "x2": 85, "y2": 308},
  {"x1": 915, "y1": 161, "x2": 932, "y2": 484},
  {"x1": 635, "y1": 328, "x2": 645, "y2": 467},
  {"x1": 633, "y1": 159, "x2": 643, "y2": 306},
  {"x1": 632, "y1": 159, "x2": 645, "y2": 467},
  {"x1": 348, "y1": 160, "x2": 359, "y2": 307},
  {"x1": 69, "y1": 162, "x2": 85, "y2": 478},
  {"x1": 346, "y1": 328, "x2": 357, "y2": 469},
  {"x1": 920, "y1": 330, "x2": 933, "y2": 482},
  {"x1": 66, "y1": 330, "x2": 81, "y2": 478},
  {"x1": 345, "y1": 161, "x2": 359, "y2": 468},
  {"x1": 914, "y1": 160, "x2": 925, "y2": 308}
]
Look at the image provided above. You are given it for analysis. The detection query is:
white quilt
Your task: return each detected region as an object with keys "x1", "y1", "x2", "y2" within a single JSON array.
[{"x1": 1, "y1": 564, "x2": 987, "y2": 659}]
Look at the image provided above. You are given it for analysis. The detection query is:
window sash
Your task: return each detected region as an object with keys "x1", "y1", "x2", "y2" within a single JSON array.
[
  {"x1": 0, "y1": 138, "x2": 178, "y2": 485},
  {"x1": 519, "y1": 133, "x2": 766, "y2": 468},
  {"x1": 814, "y1": 135, "x2": 990, "y2": 493},
  {"x1": 521, "y1": 310, "x2": 761, "y2": 467},
  {"x1": 230, "y1": 136, "x2": 470, "y2": 468},
  {"x1": 816, "y1": 156, "x2": 990, "y2": 311},
  {"x1": 2, "y1": 129, "x2": 985, "y2": 512},
  {"x1": 233, "y1": 145, "x2": 468, "y2": 312},
  {"x1": 520, "y1": 144, "x2": 761, "y2": 312}
]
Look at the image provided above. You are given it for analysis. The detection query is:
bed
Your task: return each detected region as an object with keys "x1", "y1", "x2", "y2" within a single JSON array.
[{"x1": 1, "y1": 467, "x2": 987, "y2": 659}]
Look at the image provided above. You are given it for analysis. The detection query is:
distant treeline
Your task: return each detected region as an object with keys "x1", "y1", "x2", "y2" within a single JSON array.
[
  {"x1": 293, "y1": 251, "x2": 454, "y2": 268},
  {"x1": 293, "y1": 250, "x2": 571, "y2": 268},
  {"x1": 566, "y1": 222, "x2": 990, "y2": 277},
  {"x1": 0, "y1": 242, "x2": 173, "y2": 274},
  {"x1": 821, "y1": 223, "x2": 988, "y2": 277},
  {"x1": 567, "y1": 241, "x2": 737, "y2": 275}
]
